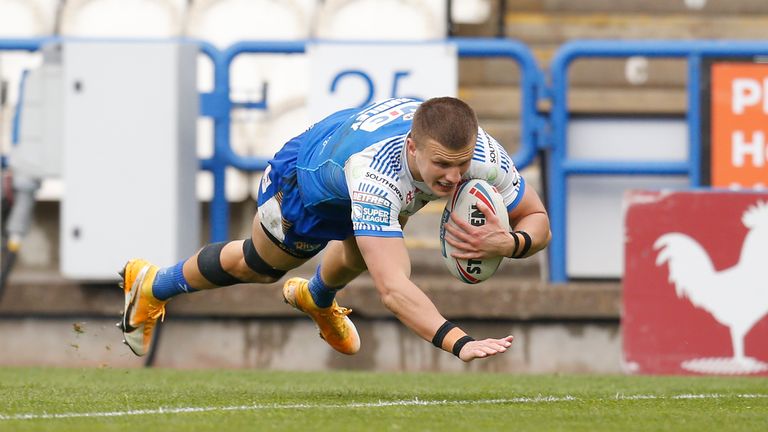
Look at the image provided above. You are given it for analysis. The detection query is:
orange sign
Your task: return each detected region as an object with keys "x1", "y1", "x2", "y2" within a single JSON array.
[{"x1": 711, "y1": 63, "x2": 768, "y2": 189}]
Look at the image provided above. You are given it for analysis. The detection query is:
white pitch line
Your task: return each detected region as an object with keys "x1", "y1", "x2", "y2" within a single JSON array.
[
  {"x1": 614, "y1": 393, "x2": 768, "y2": 401},
  {"x1": 1, "y1": 393, "x2": 766, "y2": 422},
  {"x1": 0, "y1": 396, "x2": 573, "y2": 421}
]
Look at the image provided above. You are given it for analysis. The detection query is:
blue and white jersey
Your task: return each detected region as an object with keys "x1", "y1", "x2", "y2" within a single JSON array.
[{"x1": 295, "y1": 98, "x2": 525, "y2": 238}]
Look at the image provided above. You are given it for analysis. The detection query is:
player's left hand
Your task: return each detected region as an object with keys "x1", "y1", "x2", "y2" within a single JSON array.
[
  {"x1": 444, "y1": 200, "x2": 511, "y2": 259},
  {"x1": 458, "y1": 335, "x2": 514, "y2": 362}
]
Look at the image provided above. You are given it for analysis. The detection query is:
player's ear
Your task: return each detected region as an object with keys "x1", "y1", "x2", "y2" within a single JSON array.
[{"x1": 406, "y1": 136, "x2": 418, "y2": 156}]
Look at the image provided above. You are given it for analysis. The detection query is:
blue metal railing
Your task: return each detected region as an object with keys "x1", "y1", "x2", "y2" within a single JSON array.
[
  {"x1": 546, "y1": 40, "x2": 768, "y2": 283},
  {"x1": 0, "y1": 38, "x2": 543, "y2": 243},
  {"x1": 207, "y1": 38, "x2": 544, "y2": 241},
  {"x1": 8, "y1": 37, "x2": 768, "y2": 283}
]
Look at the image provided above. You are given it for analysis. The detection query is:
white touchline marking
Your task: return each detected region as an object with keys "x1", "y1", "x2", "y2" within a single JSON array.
[
  {"x1": 1, "y1": 394, "x2": 766, "y2": 421},
  {"x1": 0, "y1": 396, "x2": 574, "y2": 421},
  {"x1": 614, "y1": 393, "x2": 768, "y2": 401}
]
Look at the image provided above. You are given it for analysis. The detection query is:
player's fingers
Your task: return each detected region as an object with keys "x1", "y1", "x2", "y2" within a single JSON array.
[
  {"x1": 444, "y1": 221, "x2": 473, "y2": 242},
  {"x1": 488, "y1": 336, "x2": 514, "y2": 348},
  {"x1": 477, "y1": 343, "x2": 504, "y2": 355},
  {"x1": 483, "y1": 340, "x2": 509, "y2": 351},
  {"x1": 449, "y1": 249, "x2": 480, "y2": 259},
  {"x1": 450, "y1": 212, "x2": 475, "y2": 231},
  {"x1": 449, "y1": 231, "x2": 483, "y2": 252},
  {"x1": 444, "y1": 234, "x2": 477, "y2": 253},
  {"x1": 493, "y1": 343, "x2": 509, "y2": 352},
  {"x1": 475, "y1": 201, "x2": 499, "y2": 223},
  {"x1": 451, "y1": 253, "x2": 483, "y2": 260},
  {"x1": 471, "y1": 349, "x2": 488, "y2": 359}
]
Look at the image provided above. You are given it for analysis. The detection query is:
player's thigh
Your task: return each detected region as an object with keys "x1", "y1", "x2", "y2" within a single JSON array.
[{"x1": 250, "y1": 212, "x2": 308, "y2": 271}]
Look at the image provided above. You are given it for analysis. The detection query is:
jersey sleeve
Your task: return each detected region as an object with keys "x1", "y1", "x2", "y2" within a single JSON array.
[
  {"x1": 344, "y1": 154, "x2": 405, "y2": 238},
  {"x1": 471, "y1": 129, "x2": 526, "y2": 212}
]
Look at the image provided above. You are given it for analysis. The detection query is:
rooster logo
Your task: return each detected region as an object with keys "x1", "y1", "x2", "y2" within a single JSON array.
[{"x1": 655, "y1": 200, "x2": 768, "y2": 375}]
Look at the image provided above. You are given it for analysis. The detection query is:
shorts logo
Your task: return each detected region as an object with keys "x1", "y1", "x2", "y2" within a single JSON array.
[
  {"x1": 293, "y1": 241, "x2": 322, "y2": 252},
  {"x1": 352, "y1": 194, "x2": 391, "y2": 226}
]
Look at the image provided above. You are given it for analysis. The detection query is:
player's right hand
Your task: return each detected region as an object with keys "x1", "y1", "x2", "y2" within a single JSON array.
[{"x1": 458, "y1": 335, "x2": 514, "y2": 362}]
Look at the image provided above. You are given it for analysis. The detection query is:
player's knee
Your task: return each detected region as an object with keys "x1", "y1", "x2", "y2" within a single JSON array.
[
  {"x1": 241, "y1": 238, "x2": 287, "y2": 283},
  {"x1": 197, "y1": 241, "x2": 246, "y2": 287}
]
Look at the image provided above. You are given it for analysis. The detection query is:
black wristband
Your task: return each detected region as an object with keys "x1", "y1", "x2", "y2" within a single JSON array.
[
  {"x1": 431, "y1": 321, "x2": 457, "y2": 348},
  {"x1": 507, "y1": 231, "x2": 521, "y2": 258},
  {"x1": 452, "y1": 335, "x2": 476, "y2": 357},
  {"x1": 514, "y1": 231, "x2": 532, "y2": 258}
]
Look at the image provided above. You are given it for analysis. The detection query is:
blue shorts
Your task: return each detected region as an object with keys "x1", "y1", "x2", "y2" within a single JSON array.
[{"x1": 257, "y1": 133, "x2": 354, "y2": 258}]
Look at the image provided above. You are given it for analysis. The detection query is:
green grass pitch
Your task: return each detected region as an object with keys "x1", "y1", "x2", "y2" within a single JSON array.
[{"x1": 0, "y1": 367, "x2": 766, "y2": 431}]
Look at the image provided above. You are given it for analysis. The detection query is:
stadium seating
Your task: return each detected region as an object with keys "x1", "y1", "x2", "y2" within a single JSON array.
[
  {"x1": 315, "y1": 0, "x2": 446, "y2": 40},
  {"x1": 461, "y1": 0, "x2": 768, "y2": 117},
  {"x1": 59, "y1": 0, "x2": 183, "y2": 37}
]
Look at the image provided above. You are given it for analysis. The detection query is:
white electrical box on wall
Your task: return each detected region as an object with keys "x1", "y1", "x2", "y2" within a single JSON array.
[{"x1": 61, "y1": 41, "x2": 199, "y2": 280}]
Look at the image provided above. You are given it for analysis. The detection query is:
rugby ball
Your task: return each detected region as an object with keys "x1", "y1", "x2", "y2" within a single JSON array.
[{"x1": 440, "y1": 179, "x2": 510, "y2": 284}]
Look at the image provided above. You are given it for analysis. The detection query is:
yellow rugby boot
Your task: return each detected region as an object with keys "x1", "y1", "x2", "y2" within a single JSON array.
[
  {"x1": 117, "y1": 259, "x2": 167, "y2": 356},
  {"x1": 282, "y1": 277, "x2": 360, "y2": 355}
]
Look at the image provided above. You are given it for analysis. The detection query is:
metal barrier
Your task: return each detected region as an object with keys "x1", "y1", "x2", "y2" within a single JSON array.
[
  {"x1": 207, "y1": 37, "x2": 544, "y2": 241},
  {"x1": 11, "y1": 37, "x2": 768, "y2": 283},
  {"x1": 0, "y1": 38, "x2": 543, "y2": 244},
  {"x1": 546, "y1": 40, "x2": 768, "y2": 283}
]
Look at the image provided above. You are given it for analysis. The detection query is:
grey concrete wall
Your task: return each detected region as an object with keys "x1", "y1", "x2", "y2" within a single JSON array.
[{"x1": 0, "y1": 317, "x2": 622, "y2": 373}]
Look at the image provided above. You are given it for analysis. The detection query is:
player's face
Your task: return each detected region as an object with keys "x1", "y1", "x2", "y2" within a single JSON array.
[{"x1": 407, "y1": 136, "x2": 474, "y2": 197}]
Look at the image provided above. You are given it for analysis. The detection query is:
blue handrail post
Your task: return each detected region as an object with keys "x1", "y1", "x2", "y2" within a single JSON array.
[
  {"x1": 687, "y1": 53, "x2": 703, "y2": 187},
  {"x1": 452, "y1": 37, "x2": 543, "y2": 170},
  {"x1": 209, "y1": 47, "x2": 232, "y2": 242},
  {"x1": 547, "y1": 47, "x2": 572, "y2": 284}
]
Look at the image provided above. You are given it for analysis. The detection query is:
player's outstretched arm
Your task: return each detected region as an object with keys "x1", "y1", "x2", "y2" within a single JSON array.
[{"x1": 356, "y1": 236, "x2": 513, "y2": 362}]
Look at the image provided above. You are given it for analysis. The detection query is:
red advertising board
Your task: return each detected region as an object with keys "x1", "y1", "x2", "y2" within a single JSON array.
[
  {"x1": 623, "y1": 190, "x2": 768, "y2": 375},
  {"x1": 709, "y1": 62, "x2": 768, "y2": 189}
]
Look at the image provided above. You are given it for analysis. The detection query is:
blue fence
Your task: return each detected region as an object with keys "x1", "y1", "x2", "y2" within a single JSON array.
[
  {"x1": 3, "y1": 38, "x2": 768, "y2": 282},
  {"x1": 546, "y1": 40, "x2": 768, "y2": 283},
  {"x1": 0, "y1": 37, "x2": 543, "y2": 242}
]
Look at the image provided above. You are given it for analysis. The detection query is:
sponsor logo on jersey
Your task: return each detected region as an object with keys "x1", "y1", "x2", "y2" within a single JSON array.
[
  {"x1": 488, "y1": 142, "x2": 497, "y2": 164},
  {"x1": 405, "y1": 190, "x2": 414, "y2": 205},
  {"x1": 352, "y1": 202, "x2": 390, "y2": 226},
  {"x1": 352, "y1": 191, "x2": 391, "y2": 208},
  {"x1": 365, "y1": 172, "x2": 403, "y2": 200},
  {"x1": 351, "y1": 99, "x2": 419, "y2": 132}
]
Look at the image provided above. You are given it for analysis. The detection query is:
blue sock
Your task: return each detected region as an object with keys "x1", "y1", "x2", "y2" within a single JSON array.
[
  {"x1": 152, "y1": 260, "x2": 197, "y2": 301},
  {"x1": 308, "y1": 265, "x2": 344, "y2": 308}
]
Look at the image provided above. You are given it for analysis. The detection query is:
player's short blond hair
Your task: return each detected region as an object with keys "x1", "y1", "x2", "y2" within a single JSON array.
[{"x1": 411, "y1": 97, "x2": 478, "y2": 150}]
